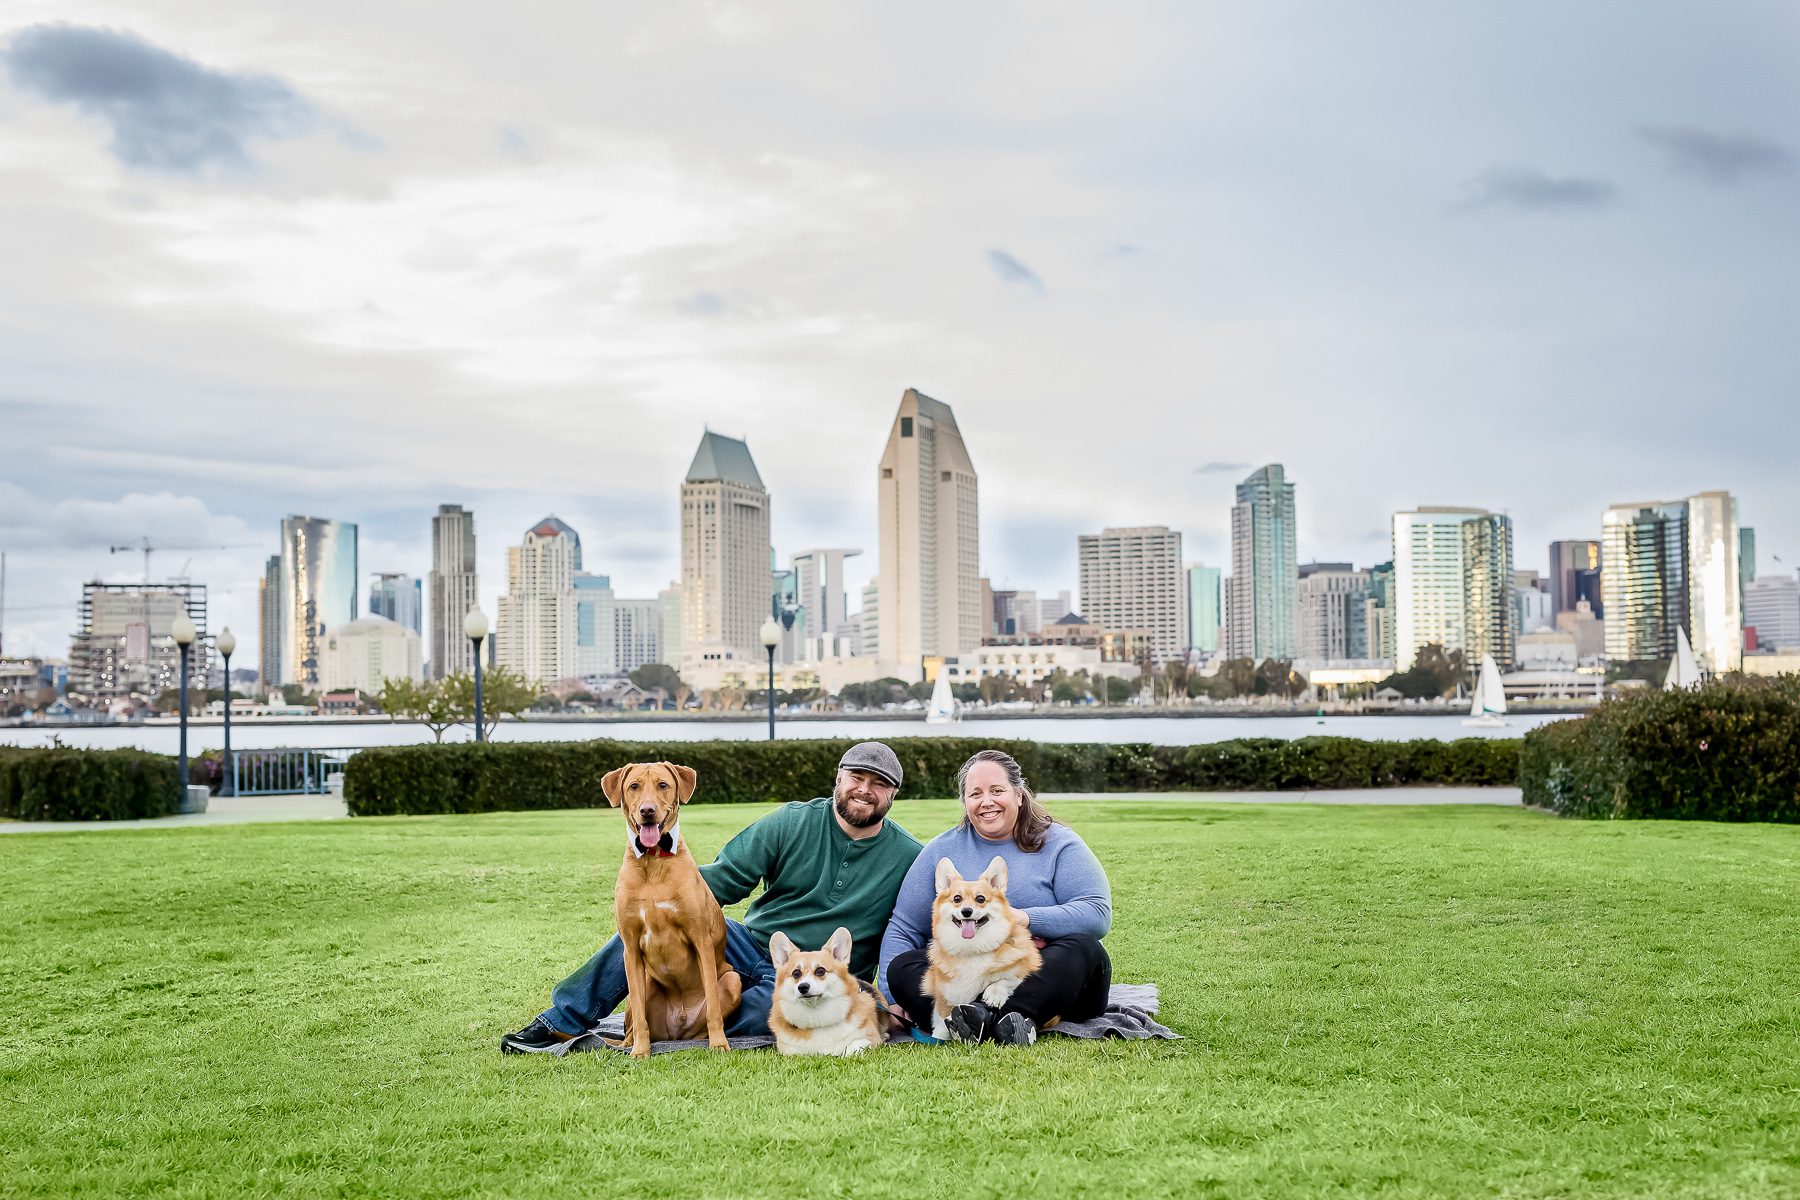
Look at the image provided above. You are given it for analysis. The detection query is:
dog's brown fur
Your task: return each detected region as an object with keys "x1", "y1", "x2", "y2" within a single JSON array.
[
  {"x1": 767, "y1": 927, "x2": 887, "y2": 1056},
  {"x1": 603, "y1": 761, "x2": 742, "y2": 1057}
]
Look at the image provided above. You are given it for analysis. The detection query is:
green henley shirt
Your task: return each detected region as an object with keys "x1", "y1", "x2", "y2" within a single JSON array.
[{"x1": 698, "y1": 797, "x2": 922, "y2": 980}]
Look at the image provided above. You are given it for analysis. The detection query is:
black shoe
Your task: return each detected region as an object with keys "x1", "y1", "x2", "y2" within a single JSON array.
[
  {"x1": 993, "y1": 1012, "x2": 1037, "y2": 1046},
  {"x1": 500, "y1": 1016, "x2": 573, "y2": 1055},
  {"x1": 946, "y1": 1002, "x2": 995, "y2": 1043}
]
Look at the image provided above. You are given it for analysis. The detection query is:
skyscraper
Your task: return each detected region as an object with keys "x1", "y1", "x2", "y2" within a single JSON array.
[
  {"x1": 614, "y1": 598, "x2": 663, "y2": 674},
  {"x1": 1186, "y1": 564, "x2": 1222, "y2": 654},
  {"x1": 258, "y1": 554, "x2": 280, "y2": 686},
  {"x1": 429, "y1": 504, "x2": 478, "y2": 679},
  {"x1": 1077, "y1": 526, "x2": 1188, "y2": 663},
  {"x1": 496, "y1": 516, "x2": 580, "y2": 684},
  {"x1": 278, "y1": 515, "x2": 358, "y2": 687},
  {"x1": 1391, "y1": 507, "x2": 1514, "y2": 670},
  {"x1": 681, "y1": 431, "x2": 771, "y2": 658},
  {"x1": 1226, "y1": 464, "x2": 1298, "y2": 660},
  {"x1": 1296, "y1": 563, "x2": 1370, "y2": 661},
  {"x1": 1602, "y1": 491, "x2": 1741, "y2": 674},
  {"x1": 791, "y1": 548, "x2": 863, "y2": 659},
  {"x1": 657, "y1": 582, "x2": 683, "y2": 668},
  {"x1": 1549, "y1": 540, "x2": 1603, "y2": 618},
  {"x1": 1744, "y1": 576, "x2": 1800, "y2": 651},
  {"x1": 369, "y1": 573, "x2": 422, "y2": 635},
  {"x1": 572, "y1": 572, "x2": 616, "y2": 677},
  {"x1": 877, "y1": 389, "x2": 980, "y2": 666},
  {"x1": 70, "y1": 581, "x2": 208, "y2": 698}
]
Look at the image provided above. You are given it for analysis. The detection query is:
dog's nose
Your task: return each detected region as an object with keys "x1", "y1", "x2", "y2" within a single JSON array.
[
  {"x1": 796, "y1": 981, "x2": 811, "y2": 995},
  {"x1": 960, "y1": 907, "x2": 973, "y2": 918},
  {"x1": 638, "y1": 806, "x2": 657, "y2": 821}
]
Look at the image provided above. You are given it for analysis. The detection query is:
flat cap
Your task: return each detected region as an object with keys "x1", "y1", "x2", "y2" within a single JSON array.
[{"x1": 838, "y1": 741, "x2": 903, "y2": 789}]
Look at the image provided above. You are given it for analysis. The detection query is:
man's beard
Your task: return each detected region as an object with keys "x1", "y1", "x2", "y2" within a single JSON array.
[{"x1": 834, "y1": 785, "x2": 892, "y2": 829}]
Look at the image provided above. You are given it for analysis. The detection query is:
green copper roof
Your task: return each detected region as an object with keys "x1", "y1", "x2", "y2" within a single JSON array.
[{"x1": 685, "y1": 431, "x2": 765, "y2": 490}]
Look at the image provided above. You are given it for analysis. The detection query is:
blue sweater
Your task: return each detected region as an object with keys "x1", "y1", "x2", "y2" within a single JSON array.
[{"x1": 878, "y1": 821, "x2": 1112, "y2": 1001}]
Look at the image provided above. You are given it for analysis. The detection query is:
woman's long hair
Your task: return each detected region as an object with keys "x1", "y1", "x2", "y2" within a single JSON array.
[{"x1": 956, "y1": 749, "x2": 1055, "y2": 853}]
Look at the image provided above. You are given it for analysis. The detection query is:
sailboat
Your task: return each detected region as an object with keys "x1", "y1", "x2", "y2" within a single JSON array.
[
  {"x1": 925, "y1": 670, "x2": 957, "y2": 725},
  {"x1": 1664, "y1": 627, "x2": 1703, "y2": 690},
  {"x1": 1462, "y1": 654, "x2": 1508, "y2": 727}
]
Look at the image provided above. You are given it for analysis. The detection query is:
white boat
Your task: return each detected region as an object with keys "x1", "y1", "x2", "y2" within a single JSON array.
[
  {"x1": 1664, "y1": 627, "x2": 1702, "y2": 690},
  {"x1": 1461, "y1": 654, "x2": 1508, "y2": 727},
  {"x1": 925, "y1": 670, "x2": 957, "y2": 725}
]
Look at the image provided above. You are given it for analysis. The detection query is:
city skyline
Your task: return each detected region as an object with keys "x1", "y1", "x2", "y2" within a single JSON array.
[{"x1": 3, "y1": 6, "x2": 1798, "y2": 658}]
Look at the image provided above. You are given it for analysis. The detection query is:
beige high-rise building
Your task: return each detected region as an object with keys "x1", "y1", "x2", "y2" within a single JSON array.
[
  {"x1": 429, "y1": 504, "x2": 478, "y2": 680},
  {"x1": 496, "y1": 516, "x2": 580, "y2": 684},
  {"x1": 1392, "y1": 507, "x2": 1514, "y2": 670},
  {"x1": 878, "y1": 389, "x2": 980, "y2": 667},
  {"x1": 681, "y1": 432, "x2": 771, "y2": 658},
  {"x1": 1078, "y1": 526, "x2": 1188, "y2": 664}
]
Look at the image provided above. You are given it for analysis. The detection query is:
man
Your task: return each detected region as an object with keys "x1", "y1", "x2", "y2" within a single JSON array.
[{"x1": 501, "y1": 741, "x2": 922, "y2": 1053}]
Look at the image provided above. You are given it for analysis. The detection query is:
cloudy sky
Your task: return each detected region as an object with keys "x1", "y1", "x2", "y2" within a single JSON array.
[{"x1": 3, "y1": 2, "x2": 1796, "y2": 661}]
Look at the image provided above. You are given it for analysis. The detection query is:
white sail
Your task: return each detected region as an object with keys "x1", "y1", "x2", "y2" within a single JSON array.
[
  {"x1": 1479, "y1": 655, "x2": 1506, "y2": 717},
  {"x1": 1665, "y1": 627, "x2": 1702, "y2": 690},
  {"x1": 1467, "y1": 665, "x2": 1486, "y2": 717},
  {"x1": 925, "y1": 670, "x2": 956, "y2": 724}
]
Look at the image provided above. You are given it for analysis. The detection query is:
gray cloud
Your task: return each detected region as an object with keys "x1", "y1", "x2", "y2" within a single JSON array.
[
  {"x1": 1638, "y1": 125, "x2": 1794, "y2": 184},
  {"x1": 1457, "y1": 166, "x2": 1620, "y2": 212},
  {"x1": 1194, "y1": 461, "x2": 1250, "y2": 475},
  {"x1": 2, "y1": 24, "x2": 315, "y2": 172},
  {"x1": 986, "y1": 248, "x2": 1046, "y2": 291},
  {"x1": 1105, "y1": 243, "x2": 1146, "y2": 257}
]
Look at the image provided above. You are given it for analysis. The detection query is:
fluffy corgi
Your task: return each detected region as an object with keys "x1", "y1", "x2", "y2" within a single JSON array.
[
  {"x1": 922, "y1": 856, "x2": 1041, "y2": 1040},
  {"x1": 767, "y1": 927, "x2": 885, "y2": 1056}
]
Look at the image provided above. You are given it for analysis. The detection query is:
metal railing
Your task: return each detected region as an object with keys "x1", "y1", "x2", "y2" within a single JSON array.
[{"x1": 229, "y1": 747, "x2": 364, "y2": 797}]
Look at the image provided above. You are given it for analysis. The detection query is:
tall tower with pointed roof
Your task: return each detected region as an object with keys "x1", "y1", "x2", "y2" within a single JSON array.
[
  {"x1": 681, "y1": 431, "x2": 771, "y2": 659},
  {"x1": 878, "y1": 389, "x2": 980, "y2": 668},
  {"x1": 496, "y1": 515, "x2": 580, "y2": 683}
]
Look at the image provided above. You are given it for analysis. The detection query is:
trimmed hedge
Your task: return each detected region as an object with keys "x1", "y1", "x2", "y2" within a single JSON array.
[
  {"x1": 1520, "y1": 677, "x2": 1800, "y2": 821},
  {"x1": 0, "y1": 746, "x2": 181, "y2": 821},
  {"x1": 342, "y1": 735, "x2": 1521, "y2": 817}
]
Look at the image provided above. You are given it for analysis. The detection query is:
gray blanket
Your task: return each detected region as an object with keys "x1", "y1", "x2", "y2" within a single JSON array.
[{"x1": 553, "y1": 982, "x2": 1179, "y2": 1057}]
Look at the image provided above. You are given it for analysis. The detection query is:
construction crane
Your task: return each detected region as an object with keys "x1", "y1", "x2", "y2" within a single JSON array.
[{"x1": 108, "y1": 537, "x2": 262, "y2": 583}]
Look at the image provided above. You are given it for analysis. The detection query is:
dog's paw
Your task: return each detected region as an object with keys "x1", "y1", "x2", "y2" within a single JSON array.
[
  {"x1": 842, "y1": 1039, "x2": 872, "y2": 1056},
  {"x1": 707, "y1": 1037, "x2": 730, "y2": 1052},
  {"x1": 980, "y1": 982, "x2": 1016, "y2": 1007},
  {"x1": 629, "y1": 1043, "x2": 652, "y2": 1061},
  {"x1": 930, "y1": 1016, "x2": 949, "y2": 1040}
]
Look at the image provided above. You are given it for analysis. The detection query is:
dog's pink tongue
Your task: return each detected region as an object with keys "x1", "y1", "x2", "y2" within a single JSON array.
[
  {"x1": 638, "y1": 822, "x2": 662, "y2": 850},
  {"x1": 960, "y1": 919, "x2": 978, "y2": 940}
]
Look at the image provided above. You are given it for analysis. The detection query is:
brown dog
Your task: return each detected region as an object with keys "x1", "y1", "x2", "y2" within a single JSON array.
[{"x1": 602, "y1": 761, "x2": 742, "y2": 1057}]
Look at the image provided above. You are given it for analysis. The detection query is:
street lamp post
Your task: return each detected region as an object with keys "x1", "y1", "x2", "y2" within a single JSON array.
[
  {"x1": 466, "y1": 609, "x2": 489, "y2": 743},
  {"x1": 217, "y1": 627, "x2": 237, "y2": 797},
  {"x1": 760, "y1": 618, "x2": 782, "y2": 742},
  {"x1": 171, "y1": 613, "x2": 196, "y2": 806}
]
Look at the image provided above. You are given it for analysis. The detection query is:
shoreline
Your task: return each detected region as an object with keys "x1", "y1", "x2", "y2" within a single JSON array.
[{"x1": 8, "y1": 703, "x2": 1595, "y2": 731}]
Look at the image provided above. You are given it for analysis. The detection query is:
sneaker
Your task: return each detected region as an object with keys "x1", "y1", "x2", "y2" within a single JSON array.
[
  {"x1": 993, "y1": 1012, "x2": 1037, "y2": 1046},
  {"x1": 500, "y1": 1016, "x2": 574, "y2": 1055},
  {"x1": 946, "y1": 1001, "x2": 995, "y2": 1043}
]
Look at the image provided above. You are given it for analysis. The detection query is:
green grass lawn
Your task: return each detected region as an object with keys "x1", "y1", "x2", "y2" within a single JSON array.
[{"x1": 3, "y1": 800, "x2": 1797, "y2": 1199}]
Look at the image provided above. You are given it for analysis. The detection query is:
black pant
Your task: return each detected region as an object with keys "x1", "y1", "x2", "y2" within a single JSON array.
[{"x1": 888, "y1": 933, "x2": 1111, "y2": 1029}]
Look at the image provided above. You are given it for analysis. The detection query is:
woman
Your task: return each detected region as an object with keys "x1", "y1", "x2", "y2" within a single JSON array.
[{"x1": 879, "y1": 749, "x2": 1112, "y2": 1045}]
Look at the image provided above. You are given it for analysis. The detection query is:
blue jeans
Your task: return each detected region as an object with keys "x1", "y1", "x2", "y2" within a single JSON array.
[{"x1": 541, "y1": 918, "x2": 776, "y2": 1038}]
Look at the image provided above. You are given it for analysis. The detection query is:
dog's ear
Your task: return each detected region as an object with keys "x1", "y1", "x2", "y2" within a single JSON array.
[
  {"x1": 981, "y1": 856, "x2": 1008, "y2": 892},
  {"x1": 665, "y1": 763, "x2": 697, "y2": 804},
  {"x1": 934, "y1": 857, "x2": 957, "y2": 894},
  {"x1": 769, "y1": 931, "x2": 796, "y2": 968},
  {"x1": 601, "y1": 765, "x2": 632, "y2": 808},
  {"x1": 824, "y1": 926, "x2": 853, "y2": 964}
]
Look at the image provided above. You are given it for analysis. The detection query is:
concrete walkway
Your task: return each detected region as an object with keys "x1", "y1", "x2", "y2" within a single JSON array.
[
  {"x1": 0, "y1": 787, "x2": 1521, "y2": 833},
  {"x1": 0, "y1": 791, "x2": 349, "y2": 833},
  {"x1": 1043, "y1": 788, "x2": 1523, "y2": 807}
]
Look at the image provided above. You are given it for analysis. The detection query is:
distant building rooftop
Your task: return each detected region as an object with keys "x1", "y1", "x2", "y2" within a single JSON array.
[{"x1": 686, "y1": 431, "x2": 765, "y2": 490}]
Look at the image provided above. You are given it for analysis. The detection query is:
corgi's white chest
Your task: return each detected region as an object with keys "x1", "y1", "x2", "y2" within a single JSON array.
[
  {"x1": 775, "y1": 1003, "x2": 877, "y2": 1056},
  {"x1": 936, "y1": 954, "x2": 1003, "y2": 1006}
]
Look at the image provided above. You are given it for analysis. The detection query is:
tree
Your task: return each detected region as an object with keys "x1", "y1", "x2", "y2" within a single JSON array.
[
  {"x1": 629, "y1": 664, "x2": 685, "y2": 699},
  {"x1": 443, "y1": 666, "x2": 536, "y2": 739},
  {"x1": 378, "y1": 677, "x2": 462, "y2": 742},
  {"x1": 952, "y1": 682, "x2": 982, "y2": 704},
  {"x1": 1380, "y1": 644, "x2": 1467, "y2": 700},
  {"x1": 1105, "y1": 676, "x2": 1133, "y2": 703}
]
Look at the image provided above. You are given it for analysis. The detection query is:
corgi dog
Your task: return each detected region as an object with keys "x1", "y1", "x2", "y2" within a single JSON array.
[
  {"x1": 767, "y1": 927, "x2": 885, "y2": 1056},
  {"x1": 923, "y1": 856, "x2": 1041, "y2": 1040}
]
